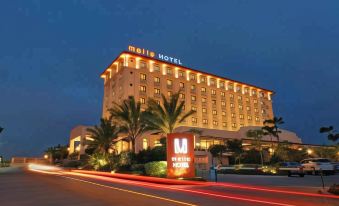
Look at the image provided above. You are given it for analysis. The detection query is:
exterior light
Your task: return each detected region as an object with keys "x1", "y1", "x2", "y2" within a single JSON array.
[
  {"x1": 298, "y1": 147, "x2": 303, "y2": 151},
  {"x1": 268, "y1": 148, "x2": 274, "y2": 154},
  {"x1": 75, "y1": 146, "x2": 80, "y2": 152},
  {"x1": 44, "y1": 154, "x2": 48, "y2": 159},
  {"x1": 307, "y1": 149, "x2": 313, "y2": 155}
]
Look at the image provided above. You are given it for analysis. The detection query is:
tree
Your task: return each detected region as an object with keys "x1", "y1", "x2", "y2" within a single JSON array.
[
  {"x1": 320, "y1": 126, "x2": 339, "y2": 142},
  {"x1": 86, "y1": 118, "x2": 120, "y2": 154},
  {"x1": 144, "y1": 92, "x2": 196, "y2": 134},
  {"x1": 227, "y1": 139, "x2": 243, "y2": 165},
  {"x1": 246, "y1": 129, "x2": 265, "y2": 166},
  {"x1": 0, "y1": 127, "x2": 3, "y2": 134},
  {"x1": 263, "y1": 117, "x2": 284, "y2": 142},
  {"x1": 109, "y1": 96, "x2": 149, "y2": 153},
  {"x1": 209, "y1": 144, "x2": 227, "y2": 165}
]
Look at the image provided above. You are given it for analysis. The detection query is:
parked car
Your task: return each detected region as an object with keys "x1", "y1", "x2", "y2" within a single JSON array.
[
  {"x1": 278, "y1": 162, "x2": 304, "y2": 177},
  {"x1": 300, "y1": 158, "x2": 335, "y2": 175}
]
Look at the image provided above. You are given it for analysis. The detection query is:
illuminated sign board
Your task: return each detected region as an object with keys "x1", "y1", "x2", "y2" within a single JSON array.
[
  {"x1": 167, "y1": 133, "x2": 195, "y2": 178},
  {"x1": 128, "y1": 45, "x2": 183, "y2": 65}
]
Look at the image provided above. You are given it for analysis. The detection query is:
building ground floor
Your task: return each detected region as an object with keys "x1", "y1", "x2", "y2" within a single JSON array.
[{"x1": 69, "y1": 125, "x2": 333, "y2": 168}]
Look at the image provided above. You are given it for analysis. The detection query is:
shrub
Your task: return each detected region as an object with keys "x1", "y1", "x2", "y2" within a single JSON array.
[
  {"x1": 62, "y1": 160, "x2": 82, "y2": 168},
  {"x1": 88, "y1": 153, "x2": 116, "y2": 171},
  {"x1": 135, "y1": 146, "x2": 166, "y2": 164},
  {"x1": 328, "y1": 184, "x2": 339, "y2": 195},
  {"x1": 144, "y1": 161, "x2": 167, "y2": 177}
]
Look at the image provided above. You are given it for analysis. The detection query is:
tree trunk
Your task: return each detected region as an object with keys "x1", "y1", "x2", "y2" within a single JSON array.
[
  {"x1": 131, "y1": 138, "x2": 136, "y2": 153},
  {"x1": 260, "y1": 149, "x2": 264, "y2": 166}
]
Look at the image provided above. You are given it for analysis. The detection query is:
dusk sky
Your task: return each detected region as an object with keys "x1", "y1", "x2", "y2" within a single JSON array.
[{"x1": 1, "y1": 1, "x2": 338, "y2": 158}]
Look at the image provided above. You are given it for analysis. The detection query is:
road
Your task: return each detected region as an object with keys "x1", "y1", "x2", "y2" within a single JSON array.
[{"x1": 0, "y1": 166, "x2": 338, "y2": 206}]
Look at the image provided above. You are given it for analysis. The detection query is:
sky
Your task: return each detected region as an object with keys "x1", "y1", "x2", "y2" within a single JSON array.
[{"x1": 0, "y1": 0, "x2": 338, "y2": 158}]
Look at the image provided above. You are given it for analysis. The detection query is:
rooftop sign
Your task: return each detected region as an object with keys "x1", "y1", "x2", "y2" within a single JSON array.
[{"x1": 128, "y1": 45, "x2": 183, "y2": 65}]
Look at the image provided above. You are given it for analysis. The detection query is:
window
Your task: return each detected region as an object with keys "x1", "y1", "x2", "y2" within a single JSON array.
[
  {"x1": 211, "y1": 89, "x2": 216, "y2": 95},
  {"x1": 247, "y1": 116, "x2": 252, "y2": 120},
  {"x1": 140, "y1": 61, "x2": 146, "y2": 68},
  {"x1": 191, "y1": 96, "x2": 196, "y2": 101},
  {"x1": 154, "y1": 77, "x2": 160, "y2": 83},
  {"x1": 232, "y1": 123, "x2": 237, "y2": 128},
  {"x1": 229, "y1": 84, "x2": 234, "y2": 90},
  {"x1": 221, "y1": 92, "x2": 225, "y2": 97},
  {"x1": 201, "y1": 87, "x2": 206, "y2": 93},
  {"x1": 191, "y1": 106, "x2": 197, "y2": 111},
  {"x1": 246, "y1": 106, "x2": 251, "y2": 111},
  {"x1": 239, "y1": 114, "x2": 244, "y2": 119},
  {"x1": 143, "y1": 138, "x2": 148, "y2": 150},
  {"x1": 221, "y1": 101, "x2": 226, "y2": 106},
  {"x1": 255, "y1": 116, "x2": 260, "y2": 122},
  {"x1": 154, "y1": 140, "x2": 162, "y2": 147},
  {"x1": 202, "y1": 98, "x2": 207, "y2": 103},
  {"x1": 167, "y1": 68, "x2": 172, "y2": 75},
  {"x1": 201, "y1": 76, "x2": 206, "y2": 83},
  {"x1": 252, "y1": 90, "x2": 257, "y2": 95},
  {"x1": 192, "y1": 117, "x2": 197, "y2": 123},
  {"x1": 212, "y1": 99, "x2": 217, "y2": 105},
  {"x1": 167, "y1": 91, "x2": 172, "y2": 97},
  {"x1": 254, "y1": 108, "x2": 258, "y2": 113},
  {"x1": 154, "y1": 88, "x2": 160, "y2": 94},
  {"x1": 140, "y1": 86, "x2": 146, "y2": 92},
  {"x1": 140, "y1": 73, "x2": 146, "y2": 81},
  {"x1": 244, "y1": 88, "x2": 249, "y2": 94},
  {"x1": 167, "y1": 79, "x2": 172, "y2": 86},
  {"x1": 156, "y1": 100, "x2": 160, "y2": 105},
  {"x1": 191, "y1": 85, "x2": 196, "y2": 90},
  {"x1": 238, "y1": 96, "x2": 242, "y2": 101},
  {"x1": 230, "y1": 103, "x2": 234, "y2": 108},
  {"x1": 140, "y1": 98, "x2": 146, "y2": 104},
  {"x1": 179, "y1": 82, "x2": 185, "y2": 88},
  {"x1": 203, "y1": 119, "x2": 208, "y2": 124},
  {"x1": 230, "y1": 94, "x2": 234, "y2": 99},
  {"x1": 245, "y1": 97, "x2": 250, "y2": 102},
  {"x1": 202, "y1": 108, "x2": 207, "y2": 113},
  {"x1": 179, "y1": 93, "x2": 185, "y2": 99},
  {"x1": 154, "y1": 64, "x2": 160, "y2": 72},
  {"x1": 190, "y1": 74, "x2": 196, "y2": 80},
  {"x1": 240, "y1": 123, "x2": 244, "y2": 127},
  {"x1": 220, "y1": 82, "x2": 225, "y2": 88},
  {"x1": 213, "y1": 120, "x2": 218, "y2": 126},
  {"x1": 236, "y1": 86, "x2": 241, "y2": 92},
  {"x1": 210, "y1": 79, "x2": 215, "y2": 86},
  {"x1": 179, "y1": 71, "x2": 184, "y2": 77},
  {"x1": 239, "y1": 105, "x2": 243, "y2": 110},
  {"x1": 254, "y1": 99, "x2": 258, "y2": 104},
  {"x1": 261, "y1": 109, "x2": 266, "y2": 114},
  {"x1": 212, "y1": 110, "x2": 217, "y2": 115},
  {"x1": 231, "y1": 113, "x2": 236, "y2": 118},
  {"x1": 222, "y1": 122, "x2": 227, "y2": 127},
  {"x1": 222, "y1": 111, "x2": 226, "y2": 116}
]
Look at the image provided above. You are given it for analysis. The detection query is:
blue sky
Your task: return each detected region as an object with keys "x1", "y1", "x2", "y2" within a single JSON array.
[{"x1": 0, "y1": 0, "x2": 338, "y2": 158}]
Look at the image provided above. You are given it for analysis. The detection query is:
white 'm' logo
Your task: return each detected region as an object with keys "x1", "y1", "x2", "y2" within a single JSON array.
[{"x1": 174, "y1": 138, "x2": 188, "y2": 154}]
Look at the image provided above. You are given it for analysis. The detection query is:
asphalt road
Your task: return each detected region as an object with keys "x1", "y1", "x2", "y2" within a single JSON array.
[{"x1": 0, "y1": 167, "x2": 338, "y2": 206}]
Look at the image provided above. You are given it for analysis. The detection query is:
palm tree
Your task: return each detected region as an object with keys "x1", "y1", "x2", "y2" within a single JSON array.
[
  {"x1": 109, "y1": 96, "x2": 149, "y2": 153},
  {"x1": 86, "y1": 118, "x2": 120, "y2": 154},
  {"x1": 263, "y1": 117, "x2": 284, "y2": 142},
  {"x1": 144, "y1": 92, "x2": 196, "y2": 134},
  {"x1": 320, "y1": 126, "x2": 339, "y2": 142},
  {"x1": 227, "y1": 139, "x2": 243, "y2": 165},
  {"x1": 246, "y1": 129, "x2": 265, "y2": 166}
]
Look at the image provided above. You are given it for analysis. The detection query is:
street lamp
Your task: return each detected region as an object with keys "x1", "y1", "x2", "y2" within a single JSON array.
[{"x1": 44, "y1": 154, "x2": 48, "y2": 159}]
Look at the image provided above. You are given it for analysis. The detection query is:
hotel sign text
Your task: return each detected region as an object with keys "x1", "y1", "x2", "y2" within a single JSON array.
[
  {"x1": 167, "y1": 133, "x2": 195, "y2": 178},
  {"x1": 128, "y1": 45, "x2": 183, "y2": 65}
]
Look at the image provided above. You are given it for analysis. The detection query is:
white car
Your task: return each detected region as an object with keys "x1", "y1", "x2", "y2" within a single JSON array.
[{"x1": 300, "y1": 158, "x2": 335, "y2": 175}]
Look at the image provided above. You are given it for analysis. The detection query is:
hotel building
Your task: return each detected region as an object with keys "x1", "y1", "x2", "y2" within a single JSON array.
[
  {"x1": 99, "y1": 47, "x2": 301, "y2": 154},
  {"x1": 70, "y1": 46, "x2": 303, "y2": 165}
]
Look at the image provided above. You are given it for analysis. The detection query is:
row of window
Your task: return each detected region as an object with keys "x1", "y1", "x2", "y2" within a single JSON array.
[
  {"x1": 137, "y1": 70, "x2": 268, "y2": 97},
  {"x1": 192, "y1": 117, "x2": 260, "y2": 127},
  {"x1": 140, "y1": 85, "x2": 264, "y2": 104}
]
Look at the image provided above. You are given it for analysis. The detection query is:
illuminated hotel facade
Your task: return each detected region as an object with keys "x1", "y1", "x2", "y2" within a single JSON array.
[
  {"x1": 101, "y1": 47, "x2": 274, "y2": 131},
  {"x1": 98, "y1": 46, "x2": 302, "y2": 156}
]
